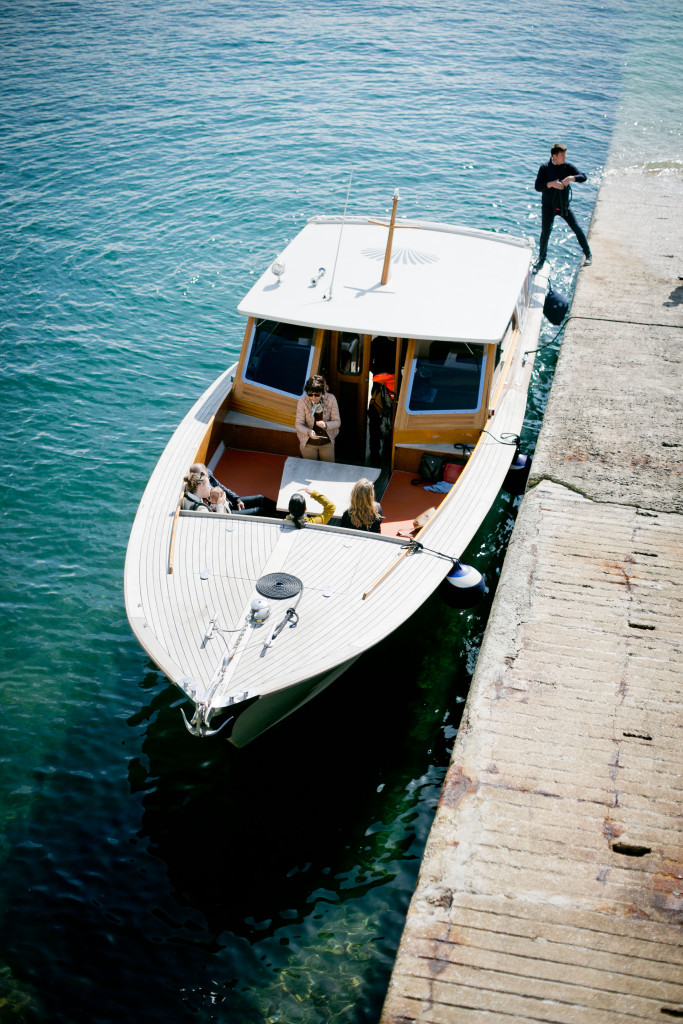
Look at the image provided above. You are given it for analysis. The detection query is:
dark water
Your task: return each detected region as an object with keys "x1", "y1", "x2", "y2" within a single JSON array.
[{"x1": 1, "y1": 1, "x2": 680, "y2": 1020}]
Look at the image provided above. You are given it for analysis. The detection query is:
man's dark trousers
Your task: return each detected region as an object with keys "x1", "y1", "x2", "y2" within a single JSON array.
[{"x1": 537, "y1": 204, "x2": 590, "y2": 265}]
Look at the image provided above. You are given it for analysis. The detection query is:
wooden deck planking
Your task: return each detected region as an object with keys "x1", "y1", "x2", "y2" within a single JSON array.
[
  {"x1": 200, "y1": 525, "x2": 391, "y2": 700},
  {"x1": 202, "y1": 517, "x2": 281, "y2": 586},
  {"x1": 151, "y1": 517, "x2": 280, "y2": 692},
  {"x1": 388, "y1": 955, "x2": 675, "y2": 1020},
  {"x1": 224, "y1": 529, "x2": 413, "y2": 693},
  {"x1": 404, "y1": 924, "x2": 682, "y2": 1004},
  {"x1": 149, "y1": 528, "x2": 212, "y2": 686}
]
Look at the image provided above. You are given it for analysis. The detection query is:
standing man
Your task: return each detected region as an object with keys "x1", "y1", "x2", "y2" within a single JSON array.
[{"x1": 533, "y1": 143, "x2": 592, "y2": 272}]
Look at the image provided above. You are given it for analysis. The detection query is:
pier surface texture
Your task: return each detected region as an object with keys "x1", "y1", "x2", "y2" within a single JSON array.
[{"x1": 381, "y1": 169, "x2": 683, "y2": 1020}]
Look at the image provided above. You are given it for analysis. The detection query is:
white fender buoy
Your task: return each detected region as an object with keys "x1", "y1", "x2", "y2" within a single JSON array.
[{"x1": 440, "y1": 562, "x2": 486, "y2": 609}]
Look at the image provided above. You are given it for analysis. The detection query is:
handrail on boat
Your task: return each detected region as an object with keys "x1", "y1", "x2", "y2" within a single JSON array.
[
  {"x1": 362, "y1": 541, "x2": 417, "y2": 600},
  {"x1": 168, "y1": 483, "x2": 185, "y2": 574}
]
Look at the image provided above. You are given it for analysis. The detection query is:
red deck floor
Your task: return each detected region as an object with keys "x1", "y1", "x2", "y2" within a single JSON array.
[{"x1": 211, "y1": 449, "x2": 453, "y2": 536}]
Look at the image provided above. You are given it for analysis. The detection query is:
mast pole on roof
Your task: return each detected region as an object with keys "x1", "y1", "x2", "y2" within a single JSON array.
[{"x1": 380, "y1": 189, "x2": 400, "y2": 286}]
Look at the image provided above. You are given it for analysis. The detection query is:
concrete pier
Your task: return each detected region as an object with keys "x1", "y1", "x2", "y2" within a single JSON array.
[{"x1": 381, "y1": 168, "x2": 682, "y2": 1021}]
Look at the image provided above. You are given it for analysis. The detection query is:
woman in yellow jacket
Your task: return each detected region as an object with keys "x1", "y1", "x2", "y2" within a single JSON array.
[{"x1": 286, "y1": 488, "x2": 335, "y2": 527}]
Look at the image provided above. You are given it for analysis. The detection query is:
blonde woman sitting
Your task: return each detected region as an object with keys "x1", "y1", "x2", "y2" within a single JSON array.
[
  {"x1": 181, "y1": 469, "x2": 212, "y2": 511},
  {"x1": 340, "y1": 478, "x2": 383, "y2": 533}
]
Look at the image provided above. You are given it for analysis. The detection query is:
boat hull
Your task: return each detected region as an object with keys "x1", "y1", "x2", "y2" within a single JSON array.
[{"x1": 228, "y1": 656, "x2": 360, "y2": 748}]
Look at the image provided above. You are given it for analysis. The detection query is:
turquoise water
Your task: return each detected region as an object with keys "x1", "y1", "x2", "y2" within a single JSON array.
[{"x1": 1, "y1": 2, "x2": 680, "y2": 1021}]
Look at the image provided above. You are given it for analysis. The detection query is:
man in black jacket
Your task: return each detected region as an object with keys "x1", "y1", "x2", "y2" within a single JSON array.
[{"x1": 533, "y1": 143, "x2": 592, "y2": 272}]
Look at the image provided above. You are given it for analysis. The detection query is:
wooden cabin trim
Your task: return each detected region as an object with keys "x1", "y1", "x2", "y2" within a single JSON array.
[
  {"x1": 231, "y1": 317, "x2": 255, "y2": 386},
  {"x1": 223, "y1": 410, "x2": 297, "y2": 432},
  {"x1": 325, "y1": 331, "x2": 374, "y2": 462},
  {"x1": 221, "y1": 423, "x2": 301, "y2": 458},
  {"x1": 392, "y1": 420, "x2": 481, "y2": 444},
  {"x1": 229, "y1": 391, "x2": 298, "y2": 427},
  {"x1": 328, "y1": 331, "x2": 373, "y2": 386},
  {"x1": 192, "y1": 414, "x2": 218, "y2": 466},
  {"x1": 392, "y1": 340, "x2": 491, "y2": 444},
  {"x1": 311, "y1": 328, "x2": 325, "y2": 376},
  {"x1": 393, "y1": 441, "x2": 477, "y2": 475},
  {"x1": 230, "y1": 320, "x2": 327, "y2": 429}
]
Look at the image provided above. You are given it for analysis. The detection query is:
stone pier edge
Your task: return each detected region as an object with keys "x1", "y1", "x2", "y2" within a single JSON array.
[{"x1": 380, "y1": 159, "x2": 682, "y2": 1021}]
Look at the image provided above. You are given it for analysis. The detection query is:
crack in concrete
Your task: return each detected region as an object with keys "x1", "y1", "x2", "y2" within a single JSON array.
[{"x1": 526, "y1": 475, "x2": 681, "y2": 518}]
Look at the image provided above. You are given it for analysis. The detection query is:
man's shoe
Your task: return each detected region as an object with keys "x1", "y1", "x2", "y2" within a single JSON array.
[
  {"x1": 584, "y1": 255, "x2": 593, "y2": 266},
  {"x1": 532, "y1": 260, "x2": 544, "y2": 274}
]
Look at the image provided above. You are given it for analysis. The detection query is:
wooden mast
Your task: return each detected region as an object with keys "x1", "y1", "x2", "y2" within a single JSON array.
[{"x1": 380, "y1": 189, "x2": 400, "y2": 286}]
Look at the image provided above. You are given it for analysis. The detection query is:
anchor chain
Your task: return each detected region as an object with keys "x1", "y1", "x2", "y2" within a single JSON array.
[
  {"x1": 180, "y1": 613, "x2": 252, "y2": 737},
  {"x1": 180, "y1": 576, "x2": 305, "y2": 735}
]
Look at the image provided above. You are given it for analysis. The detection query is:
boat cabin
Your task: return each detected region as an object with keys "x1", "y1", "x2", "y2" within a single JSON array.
[{"x1": 190, "y1": 214, "x2": 533, "y2": 530}]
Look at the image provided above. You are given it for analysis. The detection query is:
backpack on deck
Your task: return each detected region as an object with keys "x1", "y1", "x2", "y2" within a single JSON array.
[{"x1": 412, "y1": 453, "x2": 445, "y2": 485}]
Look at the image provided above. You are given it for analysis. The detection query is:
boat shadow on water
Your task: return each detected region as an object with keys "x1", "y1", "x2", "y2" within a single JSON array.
[{"x1": 126, "y1": 570, "x2": 502, "y2": 944}]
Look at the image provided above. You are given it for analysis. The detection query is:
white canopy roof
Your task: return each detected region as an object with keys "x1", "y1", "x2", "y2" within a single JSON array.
[{"x1": 238, "y1": 215, "x2": 533, "y2": 344}]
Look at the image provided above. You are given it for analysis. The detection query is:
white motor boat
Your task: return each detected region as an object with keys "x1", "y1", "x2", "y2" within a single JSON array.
[{"x1": 124, "y1": 193, "x2": 548, "y2": 745}]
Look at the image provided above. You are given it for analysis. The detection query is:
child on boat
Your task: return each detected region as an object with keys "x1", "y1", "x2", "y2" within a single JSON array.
[{"x1": 209, "y1": 486, "x2": 231, "y2": 514}]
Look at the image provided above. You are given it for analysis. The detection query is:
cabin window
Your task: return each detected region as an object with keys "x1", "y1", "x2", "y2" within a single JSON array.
[
  {"x1": 244, "y1": 320, "x2": 315, "y2": 397},
  {"x1": 406, "y1": 340, "x2": 486, "y2": 414},
  {"x1": 337, "y1": 333, "x2": 362, "y2": 376}
]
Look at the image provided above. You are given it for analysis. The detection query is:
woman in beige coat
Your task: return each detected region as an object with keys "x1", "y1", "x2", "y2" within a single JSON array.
[{"x1": 295, "y1": 375, "x2": 341, "y2": 462}]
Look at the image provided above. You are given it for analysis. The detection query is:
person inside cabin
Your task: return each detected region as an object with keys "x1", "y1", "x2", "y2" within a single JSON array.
[
  {"x1": 182, "y1": 470, "x2": 213, "y2": 511},
  {"x1": 295, "y1": 375, "x2": 341, "y2": 462},
  {"x1": 286, "y1": 488, "x2": 335, "y2": 528},
  {"x1": 368, "y1": 336, "x2": 396, "y2": 464},
  {"x1": 340, "y1": 478, "x2": 383, "y2": 533},
  {"x1": 209, "y1": 486, "x2": 231, "y2": 514},
  {"x1": 189, "y1": 462, "x2": 277, "y2": 517}
]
